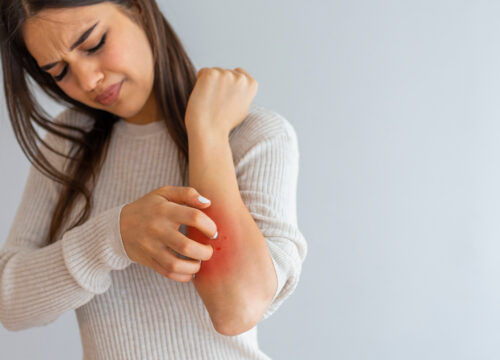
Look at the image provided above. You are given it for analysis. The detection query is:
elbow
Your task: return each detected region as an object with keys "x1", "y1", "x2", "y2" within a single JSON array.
[
  {"x1": 211, "y1": 296, "x2": 272, "y2": 336},
  {"x1": 1, "y1": 322, "x2": 23, "y2": 332},
  {"x1": 0, "y1": 302, "x2": 56, "y2": 332},
  {"x1": 0, "y1": 315, "x2": 25, "y2": 332},
  {"x1": 0, "y1": 308, "x2": 27, "y2": 332},
  {"x1": 0, "y1": 303, "x2": 14, "y2": 331},
  {"x1": 0, "y1": 315, "x2": 55, "y2": 332},
  {"x1": 213, "y1": 312, "x2": 260, "y2": 336},
  {"x1": 0, "y1": 296, "x2": 22, "y2": 332}
]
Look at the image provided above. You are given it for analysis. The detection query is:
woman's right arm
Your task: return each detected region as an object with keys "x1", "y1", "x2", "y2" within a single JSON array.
[
  {"x1": 0, "y1": 110, "x2": 219, "y2": 332},
  {"x1": 0, "y1": 115, "x2": 133, "y2": 331}
]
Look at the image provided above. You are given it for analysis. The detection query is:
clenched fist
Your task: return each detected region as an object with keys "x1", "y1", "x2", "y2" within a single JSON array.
[{"x1": 184, "y1": 67, "x2": 258, "y2": 137}]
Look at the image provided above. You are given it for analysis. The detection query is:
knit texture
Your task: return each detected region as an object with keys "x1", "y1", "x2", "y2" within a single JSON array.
[{"x1": 0, "y1": 103, "x2": 307, "y2": 359}]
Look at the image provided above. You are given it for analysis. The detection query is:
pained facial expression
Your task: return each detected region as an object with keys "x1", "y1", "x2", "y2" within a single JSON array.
[{"x1": 22, "y1": 2, "x2": 155, "y2": 120}]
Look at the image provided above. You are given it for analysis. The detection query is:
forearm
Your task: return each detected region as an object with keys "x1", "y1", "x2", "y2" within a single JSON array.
[{"x1": 186, "y1": 128, "x2": 277, "y2": 335}]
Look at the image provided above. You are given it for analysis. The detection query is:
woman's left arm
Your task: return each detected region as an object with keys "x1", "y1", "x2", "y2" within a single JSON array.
[{"x1": 184, "y1": 67, "x2": 277, "y2": 336}]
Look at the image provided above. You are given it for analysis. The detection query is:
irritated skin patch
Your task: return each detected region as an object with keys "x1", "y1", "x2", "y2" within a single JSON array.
[{"x1": 186, "y1": 206, "x2": 244, "y2": 282}]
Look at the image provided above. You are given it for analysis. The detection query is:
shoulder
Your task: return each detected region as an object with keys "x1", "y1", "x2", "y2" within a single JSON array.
[
  {"x1": 44, "y1": 107, "x2": 95, "y2": 151},
  {"x1": 229, "y1": 103, "x2": 299, "y2": 160},
  {"x1": 39, "y1": 107, "x2": 94, "y2": 166}
]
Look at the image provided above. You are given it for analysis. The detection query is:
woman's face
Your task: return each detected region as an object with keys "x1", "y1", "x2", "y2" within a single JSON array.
[{"x1": 22, "y1": 2, "x2": 158, "y2": 123}]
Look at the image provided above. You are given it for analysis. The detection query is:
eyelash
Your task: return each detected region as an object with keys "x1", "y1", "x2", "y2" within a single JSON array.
[{"x1": 54, "y1": 32, "x2": 107, "y2": 82}]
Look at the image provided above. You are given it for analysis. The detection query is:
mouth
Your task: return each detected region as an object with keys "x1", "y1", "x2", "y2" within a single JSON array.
[{"x1": 95, "y1": 80, "x2": 124, "y2": 106}]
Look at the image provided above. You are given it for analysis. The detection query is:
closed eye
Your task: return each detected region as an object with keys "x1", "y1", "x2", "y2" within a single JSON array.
[
  {"x1": 54, "y1": 32, "x2": 107, "y2": 82},
  {"x1": 87, "y1": 32, "x2": 107, "y2": 54}
]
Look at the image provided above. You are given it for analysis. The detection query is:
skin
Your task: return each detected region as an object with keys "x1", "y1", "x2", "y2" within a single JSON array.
[
  {"x1": 185, "y1": 68, "x2": 278, "y2": 335},
  {"x1": 22, "y1": 3, "x2": 278, "y2": 336},
  {"x1": 22, "y1": 2, "x2": 160, "y2": 125}
]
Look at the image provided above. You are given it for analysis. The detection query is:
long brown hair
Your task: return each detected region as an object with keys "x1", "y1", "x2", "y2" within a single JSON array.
[{"x1": 0, "y1": 0, "x2": 197, "y2": 244}]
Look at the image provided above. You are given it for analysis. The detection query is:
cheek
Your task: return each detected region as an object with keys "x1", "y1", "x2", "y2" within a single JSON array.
[
  {"x1": 121, "y1": 30, "x2": 155, "y2": 82},
  {"x1": 102, "y1": 34, "x2": 152, "y2": 84},
  {"x1": 102, "y1": 43, "x2": 131, "y2": 77}
]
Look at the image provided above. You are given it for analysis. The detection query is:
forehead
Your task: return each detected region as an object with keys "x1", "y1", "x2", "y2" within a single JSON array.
[{"x1": 22, "y1": 3, "x2": 116, "y2": 65}]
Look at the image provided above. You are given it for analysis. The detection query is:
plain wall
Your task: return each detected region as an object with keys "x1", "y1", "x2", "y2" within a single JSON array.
[{"x1": 1, "y1": 1, "x2": 499, "y2": 359}]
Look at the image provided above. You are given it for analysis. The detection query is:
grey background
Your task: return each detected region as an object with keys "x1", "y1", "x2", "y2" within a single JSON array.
[{"x1": 1, "y1": 1, "x2": 498, "y2": 359}]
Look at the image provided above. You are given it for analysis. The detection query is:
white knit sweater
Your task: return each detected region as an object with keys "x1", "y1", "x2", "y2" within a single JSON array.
[{"x1": 0, "y1": 103, "x2": 307, "y2": 359}]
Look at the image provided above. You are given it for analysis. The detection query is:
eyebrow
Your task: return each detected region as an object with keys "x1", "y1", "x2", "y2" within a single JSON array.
[{"x1": 39, "y1": 21, "x2": 100, "y2": 71}]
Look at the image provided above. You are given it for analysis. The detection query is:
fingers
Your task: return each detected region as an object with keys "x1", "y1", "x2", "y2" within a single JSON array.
[
  {"x1": 168, "y1": 202, "x2": 218, "y2": 240},
  {"x1": 151, "y1": 244, "x2": 202, "y2": 275},
  {"x1": 150, "y1": 257, "x2": 196, "y2": 283},
  {"x1": 158, "y1": 228, "x2": 214, "y2": 261},
  {"x1": 155, "y1": 185, "x2": 212, "y2": 209},
  {"x1": 234, "y1": 67, "x2": 258, "y2": 90},
  {"x1": 197, "y1": 66, "x2": 254, "y2": 81},
  {"x1": 233, "y1": 67, "x2": 251, "y2": 78}
]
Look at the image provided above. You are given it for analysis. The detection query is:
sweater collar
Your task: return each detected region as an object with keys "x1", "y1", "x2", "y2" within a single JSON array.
[{"x1": 113, "y1": 118, "x2": 167, "y2": 137}]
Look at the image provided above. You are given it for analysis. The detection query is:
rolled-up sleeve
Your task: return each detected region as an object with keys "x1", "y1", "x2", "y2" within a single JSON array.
[
  {"x1": 0, "y1": 111, "x2": 133, "y2": 331},
  {"x1": 232, "y1": 109, "x2": 308, "y2": 320}
]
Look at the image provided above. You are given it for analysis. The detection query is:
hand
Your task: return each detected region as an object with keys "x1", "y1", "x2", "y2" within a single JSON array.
[
  {"x1": 184, "y1": 67, "x2": 258, "y2": 137},
  {"x1": 119, "y1": 185, "x2": 218, "y2": 282}
]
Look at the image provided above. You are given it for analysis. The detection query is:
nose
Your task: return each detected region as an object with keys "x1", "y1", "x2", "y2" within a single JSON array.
[{"x1": 71, "y1": 58, "x2": 104, "y2": 93}]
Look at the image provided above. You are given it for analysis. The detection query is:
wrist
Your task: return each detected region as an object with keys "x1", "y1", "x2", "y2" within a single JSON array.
[{"x1": 186, "y1": 119, "x2": 229, "y2": 142}]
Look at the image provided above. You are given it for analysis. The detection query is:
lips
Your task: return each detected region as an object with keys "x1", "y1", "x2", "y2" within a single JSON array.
[{"x1": 95, "y1": 80, "x2": 124, "y2": 105}]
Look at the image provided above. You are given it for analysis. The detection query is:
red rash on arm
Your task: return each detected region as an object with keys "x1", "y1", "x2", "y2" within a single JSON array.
[{"x1": 187, "y1": 205, "x2": 242, "y2": 281}]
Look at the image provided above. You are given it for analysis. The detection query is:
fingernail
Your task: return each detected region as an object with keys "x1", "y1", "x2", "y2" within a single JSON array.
[
  {"x1": 198, "y1": 195, "x2": 210, "y2": 204},
  {"x1": 211, "y1": 230, "x2": 218, "y2": 240}
]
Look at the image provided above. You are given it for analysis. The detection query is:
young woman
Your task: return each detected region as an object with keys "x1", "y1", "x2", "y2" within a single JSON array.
[{"x1": 0, "y1": 0, "x2": 308, "y2": 358}]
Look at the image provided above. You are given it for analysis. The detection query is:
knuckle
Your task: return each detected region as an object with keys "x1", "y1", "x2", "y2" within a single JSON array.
[
  {"x1": 153, "y1": 202, "x2": 167, "y2": 217},
  {"x1": 169, "y1": 261, "x2": 181, "y2": 273},
  {"x1": 152, "y1": 259, "x2": 170, "y2": 278},
  {"x1": 148, "y1": 221, "x2": 163, "y2": 236},
  {"x1": 141, "y1": 241, "x2": 156, "y2": 256},
  {"x1": 190, "y1": 209, "x2": 203, "y2": 224},
  {"x1": 235, "y1": 73, "x2": 246, "y2": 82},
  {"x1": 205, "y1": 68, "x2": 217, "y2": 77},
  {"x1": 163, "y1": 260, "x2": 176, "y2": 273},
  {"x1": 185, "y1": 187, "x2": 198, "y2": 198},
  {"x1": 178, "y1": 241, "x2": 193, "y2": 255}
]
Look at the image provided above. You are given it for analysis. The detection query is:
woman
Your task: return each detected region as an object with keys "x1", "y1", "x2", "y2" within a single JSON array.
[{"x1": 0, "y1": 0, "x2": 307, "y2": 358}]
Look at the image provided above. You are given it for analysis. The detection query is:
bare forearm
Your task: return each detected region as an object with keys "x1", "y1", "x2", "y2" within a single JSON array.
[{"x1": 187, "y1": 128, "x2": 277, "y2": 335}]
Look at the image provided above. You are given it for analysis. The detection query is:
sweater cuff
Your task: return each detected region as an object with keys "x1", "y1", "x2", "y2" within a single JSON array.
[{"x1": 61, "y1": 203, "x2": 134, "y2": 294}]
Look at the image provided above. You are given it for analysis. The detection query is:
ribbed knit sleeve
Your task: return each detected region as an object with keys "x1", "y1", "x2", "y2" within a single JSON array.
[
  {"x1": 0, "y1": 120, "x2": 133, "y2": 331},
  {"x1": 231, "y1": 108, "x2": 308, "y2": 320}
]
